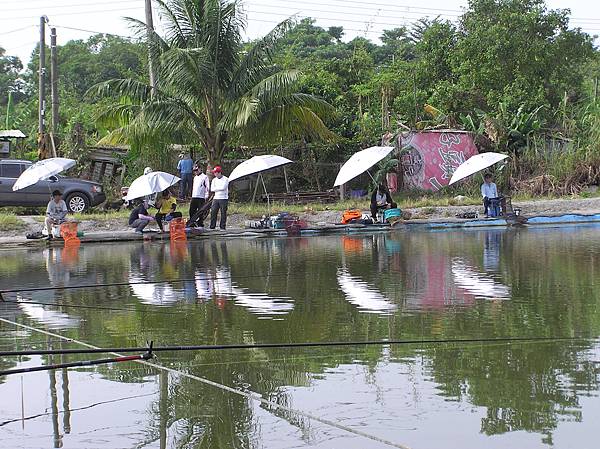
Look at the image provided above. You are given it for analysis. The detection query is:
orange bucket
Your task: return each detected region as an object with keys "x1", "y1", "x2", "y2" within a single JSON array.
[
  {"x1": 169, "y1": 217, "x2": 187, "y2": 242},
  {"x1": 60, "y1": 222, "x2": 80, "y2": 245}
]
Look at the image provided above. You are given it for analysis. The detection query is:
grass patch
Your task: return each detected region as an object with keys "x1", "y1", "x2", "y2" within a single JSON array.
[
  {"x1": 72, "y1": 210, "x2": 130, "y2": 221},
  {"x1": 0, "y1": 214, "x2": 26, "y2": 231}
]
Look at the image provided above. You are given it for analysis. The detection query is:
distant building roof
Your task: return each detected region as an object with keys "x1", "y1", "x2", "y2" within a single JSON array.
[{"x1": 0, "y1": 130, "x2": 26, "y2": 139}]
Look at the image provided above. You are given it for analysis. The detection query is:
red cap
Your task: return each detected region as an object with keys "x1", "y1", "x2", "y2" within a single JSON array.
[{"x1": 213, "y1": 166, "x2": 222, "y2": 173}]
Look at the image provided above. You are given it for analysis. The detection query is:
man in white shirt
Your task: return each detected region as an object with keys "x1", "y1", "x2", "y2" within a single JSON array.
[
  {"x1": 189, "y1": 163, "x2": 210, "y2": 227},
  {"x1": 209, "y1": 166, "x2": 230, "y2": 230},
  {"x1": 45, "y1": 190, "x2": 69, "y2": 237},
  {"x1": 481, "y1": 173, "x2": 500, "y2": 217}
]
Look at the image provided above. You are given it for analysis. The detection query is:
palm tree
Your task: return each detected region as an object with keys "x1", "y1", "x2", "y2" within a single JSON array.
[{"x1": 89, "y1": 0, "x2": 334, "y2": 165}]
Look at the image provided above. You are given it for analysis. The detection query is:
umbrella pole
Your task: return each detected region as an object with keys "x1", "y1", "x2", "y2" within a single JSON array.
[
  {"x1": 367, "y1": 171, "x2": 376, "y2": 183},
  {"x1": 260, "y1": 173, "x2": 270, "y2": 214},
  {"x1": 251, "y1": 175, "x2": 260, "y2": 203}
]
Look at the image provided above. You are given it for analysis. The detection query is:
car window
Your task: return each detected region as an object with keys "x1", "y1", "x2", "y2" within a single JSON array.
[{"x1": 0, "y1": 163, "x2": 24, "y2": 178}]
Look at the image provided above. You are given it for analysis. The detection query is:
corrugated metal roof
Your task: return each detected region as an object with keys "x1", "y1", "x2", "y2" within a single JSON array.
[{"x1": 0, "y1": 130, "x2": 26, "y2": 138}]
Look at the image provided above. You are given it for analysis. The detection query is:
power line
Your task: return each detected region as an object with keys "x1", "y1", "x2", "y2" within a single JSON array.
[
  {"x1": 51, "y1": 24, "x2": 136, "y2": 40},
  {"x1": 0, "y1": 5, "x2": 143, "y2": 21},
  {"x1": 0, "y1": 25, "x2": 35, "y2": 36},
  {"x1": 251, "y1": 0, "x2": 461, "y2": 20},
  {"x1": 0, "y1": 0, "x2": 141, "y2": 13},
  {"x1": 248, "y1": 4, "x2": 457, "y2": 23},
  {"x1": 265, "y1": 0, "x2": 464, "y2": 15}
]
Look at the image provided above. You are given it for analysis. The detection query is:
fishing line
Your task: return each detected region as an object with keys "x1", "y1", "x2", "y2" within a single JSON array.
[
  {"x1": 0, "y1": 336, "x2": 587, "y2": 357},
  {"x1": 0, "y1": 391, "x2": 158, "y2": 427},
  {"x1": 0, "y1": 317, "x2": 414, "y2": 449}
]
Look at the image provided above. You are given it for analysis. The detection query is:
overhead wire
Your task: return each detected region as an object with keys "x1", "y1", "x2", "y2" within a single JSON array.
[
  {"x1": 0, "y1": 0, "x2": 141, "y2": 13},
  {"x1": 50, "y1": 24, "x2": 136, "y2": 40}
]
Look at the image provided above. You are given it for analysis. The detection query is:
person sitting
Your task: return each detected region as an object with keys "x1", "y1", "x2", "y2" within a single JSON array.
[
  {"x1": 128, "y1": 199, "x2": 155, "y2": 233},
  {"x1": 155, "y1": 190, "x2": 182, "y2": 232},
  {"x1": 370, "y1": 184, "x2": 393, "y2": 222},
  {"x1": 481, "y1": 174, "x2": 505, "y2": 217},
  {"x1": 45, "y1": 190, "x2": 69, "y2": 237}
]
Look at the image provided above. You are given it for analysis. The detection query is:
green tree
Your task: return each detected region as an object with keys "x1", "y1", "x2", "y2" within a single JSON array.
[
  {"x1": 452, "y1": 0, "x2": 593, "y2": 115},
  {"x1": 0, "y1": 47, "x2": 24, "y2": 105},
  {"x1": 91, "y1": 0, "x2": 334, "y2": 165}
]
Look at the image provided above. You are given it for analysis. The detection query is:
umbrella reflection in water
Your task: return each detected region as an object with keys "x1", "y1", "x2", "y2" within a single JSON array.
[
  {"x1": 451, "y1": 259, "x2": 511, "y2": 299},
  {"x1": 337, "y1": 269, "x2": 397, "y2": 315}
]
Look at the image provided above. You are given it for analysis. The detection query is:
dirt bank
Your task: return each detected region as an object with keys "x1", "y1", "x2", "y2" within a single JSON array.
[{"x1": 2, "y1": 197, "x2": 600, "y2": 238}]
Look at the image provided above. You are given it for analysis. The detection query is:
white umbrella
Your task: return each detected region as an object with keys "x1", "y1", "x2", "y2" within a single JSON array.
[
  {"x1": 125, "y1": 171, "x2": 180, "y2": 201},
  {"x1": 449, "y1": 152, "x2": 508, "y2": 185},
  {"x1": 229, "y1": 155, "x2": 293, "y2": 182},
  {"x1": 333, "y1": 146, "x2": 395, "y2": 187},
  {"x1": 12, "y1": 157, "x2": 76, "y2": 191}
]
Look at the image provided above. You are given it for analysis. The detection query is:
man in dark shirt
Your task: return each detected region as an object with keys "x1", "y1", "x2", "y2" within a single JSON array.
[{"x1": 128, "y1": 200, "x2": 155, "y2": 233}]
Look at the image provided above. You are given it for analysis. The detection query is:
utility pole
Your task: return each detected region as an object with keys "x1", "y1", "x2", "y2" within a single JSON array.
[
  {"x1": 38, "y1": 15, "x2": 47, "y2": 157},
  {"x1": 50, "y1": 27, "x2": 59, "y2": 157},
  {"x1": 144, "y1": 0, "x2": 156, "y2": 91}
]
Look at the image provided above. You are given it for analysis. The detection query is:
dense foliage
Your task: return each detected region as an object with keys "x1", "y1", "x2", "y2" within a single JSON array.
[{"x1": 1, "y1": 0, "x2": 599, "y2": 192}]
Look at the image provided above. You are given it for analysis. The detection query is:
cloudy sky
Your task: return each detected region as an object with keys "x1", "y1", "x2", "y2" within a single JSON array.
[{"x1": 1, "y1": 0, "x2": 599, "y2": 66}]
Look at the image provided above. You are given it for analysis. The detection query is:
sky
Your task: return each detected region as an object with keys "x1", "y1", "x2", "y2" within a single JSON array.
[{"x1": 1, "y1": 0, "x2": 600, "y2": 67}]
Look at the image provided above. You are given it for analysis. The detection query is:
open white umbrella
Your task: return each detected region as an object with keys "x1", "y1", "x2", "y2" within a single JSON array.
[
  {"x1": 449, "y1": 152, "x2": 508, "y2": 185},
  {"x1": 229, "y1": 155, "x2": 293, "y2": 182},
  {"x1": 333, "y1": 146, "x2": 395, "y2": 187},
  {"x1": 12, "y1": 157, "x2": 76, "y2": 191},
  {"x1": 125, "y1": 171, "x2": 180, "y2": 201}
]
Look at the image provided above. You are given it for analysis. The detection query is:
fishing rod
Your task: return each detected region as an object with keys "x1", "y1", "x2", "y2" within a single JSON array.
[
  {"x1": 0, "y1": 343, "x2": 153, "y2": 376},
  {"x1": 0, "y1": 335, "x2": 588, "y2": 358}
]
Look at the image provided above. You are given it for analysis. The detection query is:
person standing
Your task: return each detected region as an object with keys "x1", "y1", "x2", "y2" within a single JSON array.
[
  {"x1": 481, "y1": 173, "x2": 499, "y2": 217},
  {"x1": 189, "y1": 164, "x2": 210, "y2": 227},
  {"x1": 45, "y1": 190, "x2": 69, "y2": 237},
  {"x1": 210, "y1": 166, "x2": 229, "y2": 230},
  {"x1": 177, "y1": 153, "x2": 194, "y2": 199}
]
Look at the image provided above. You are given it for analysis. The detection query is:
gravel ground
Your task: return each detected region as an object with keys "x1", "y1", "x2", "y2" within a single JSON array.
[{"x1": 3, "y1": 197, "x2": 600, "y2": 238}]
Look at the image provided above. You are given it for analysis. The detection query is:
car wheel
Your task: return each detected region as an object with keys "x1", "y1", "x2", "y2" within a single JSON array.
[{"x1": 66, "y1": 192, "x2": 90, "y2": 213}]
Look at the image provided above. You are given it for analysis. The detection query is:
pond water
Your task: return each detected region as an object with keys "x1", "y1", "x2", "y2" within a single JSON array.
[{"x1": 1, "y1": 226, "x2": 600, "y2": 449}]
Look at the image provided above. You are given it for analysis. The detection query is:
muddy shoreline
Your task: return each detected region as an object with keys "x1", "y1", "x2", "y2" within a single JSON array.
[{"x1": 2, "y1": 197, "x2": 600, "y2": 238}]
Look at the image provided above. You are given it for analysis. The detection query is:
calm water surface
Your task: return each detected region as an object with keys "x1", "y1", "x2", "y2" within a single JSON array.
[{"x1": 1, "y1": 227, "x2": 600, "y2": 449}]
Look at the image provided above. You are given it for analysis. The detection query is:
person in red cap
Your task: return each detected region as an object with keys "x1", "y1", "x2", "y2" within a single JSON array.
[{"x1": 209, "y1": 165, "x2": 230, "y2": 229}]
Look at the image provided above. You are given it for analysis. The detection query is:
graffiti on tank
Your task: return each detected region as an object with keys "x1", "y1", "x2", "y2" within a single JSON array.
[
  {"x1": 399, "y1": 132, "x2": 478, "y2": 191},
  {"x1": 401, "y1": 149, "x2": 424, "y2": 177}
]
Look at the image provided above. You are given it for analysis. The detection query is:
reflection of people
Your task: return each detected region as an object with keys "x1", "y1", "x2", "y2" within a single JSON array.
[
  {"x1": 189, "y1": 163, "x2": 210, "y2": 227},
  {"x1": 210, "y1": 166, "x2": 229, "y2": 230},
  {"x1": 128, "y1": 200, "x2": 155, "y2": 233},
  {"x1": 370, "y1": 184, "x2": 394, "y2": 221},
  {"x1": 177, "y1": 153, "x2": 194, "y2": 199},
  {"x1": 45, "y1": 190, "x2": 69, "y2": 237},
  {"x1": 481, "y1": 174, "x2": 505, "y2": 217},
  {"x1": 155, "y1": 190, "x2": 178, "y2": 232}
]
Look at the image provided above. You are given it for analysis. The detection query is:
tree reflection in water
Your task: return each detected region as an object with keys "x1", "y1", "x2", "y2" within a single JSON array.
[{"x1": 1, "y1": 227, "x2": 600, "y2": 448}]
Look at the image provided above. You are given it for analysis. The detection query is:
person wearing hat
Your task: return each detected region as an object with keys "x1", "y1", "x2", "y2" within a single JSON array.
[
  {"x1": 45, "y1": 190, "x2": 69, "y2": 237},
  {"x1": 177, "y1": 153, "x2": 194, "y2": 199},
  {"x1": 209, "y1": 166, "x2": 229, "y2": 230}
]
